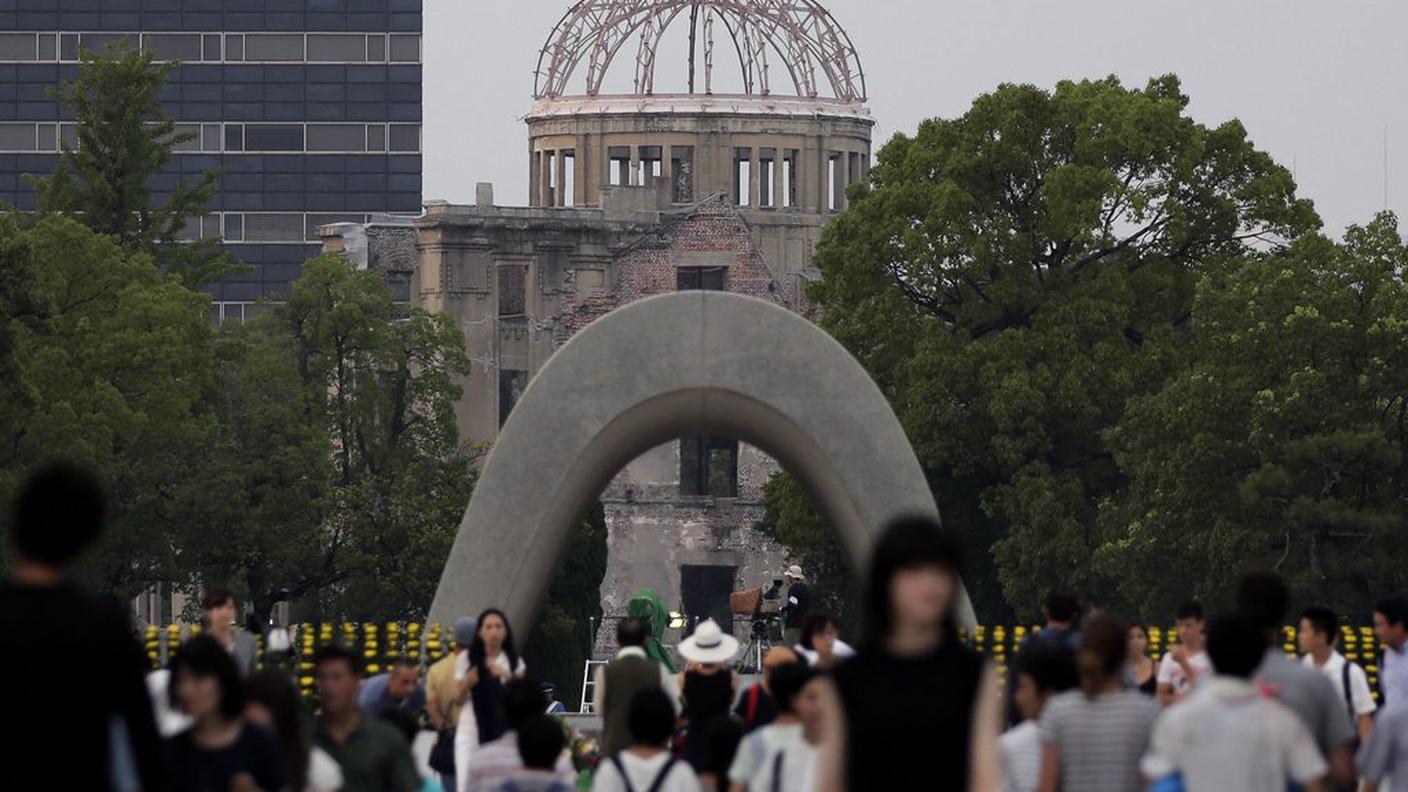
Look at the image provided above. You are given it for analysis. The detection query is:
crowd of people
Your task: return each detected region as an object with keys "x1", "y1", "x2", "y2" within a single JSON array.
[{"x1": 6, "y1": 462, "x2": 1408, "y2": 791}]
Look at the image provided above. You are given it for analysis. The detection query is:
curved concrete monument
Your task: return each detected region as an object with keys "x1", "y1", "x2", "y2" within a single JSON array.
[{"x1": 427, "y1": 291, "x2": 974, "y2": 630}]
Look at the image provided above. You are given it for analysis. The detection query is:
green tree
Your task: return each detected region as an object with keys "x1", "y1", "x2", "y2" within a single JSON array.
[
  {"x1": 767, "y1": 75, "x2": 1317, "y2": 620},
  {"x1": 0, "y1": 215, "x2": 216, "y2": 597},
  {"x1": 755, "y1": 474, "x2": 860, "y2": 632},
  {"x1": 1103, "y1": 213, "x2": 1408, "y2": 616},
  {"x1": 276, "y1": 255, "x2": 477, "y2": 622},
  {"x1": 27, "y1": 42, "x2": 239, "y2": 287}
]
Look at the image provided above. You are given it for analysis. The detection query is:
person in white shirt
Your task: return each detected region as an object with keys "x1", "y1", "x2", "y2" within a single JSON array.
[
  {"x1": 748, "y1": 671, "x2": 828, "y2": 792},
  {"x1": 1142, "y1": 613, "x2": 1328, "y2": 792},
  {"x1": 1156, "y1": 601, "x2": 1211, "y2": 705},
  {"x1": 592, "y1": 688, "x2": 700, "y2": 792},
  {"x1": 1298, "y1": 606, "x2": 1376, "y2": 742},
  {"x1": 1000, "y1": 643, "x2": 1077, "y2": 792},
  {"x1": 1375, "y1": 597, "x2": 1408, "y2": 706},
  {"x1": 729, "y1": 664, "x2": 810, "y2": 791}
]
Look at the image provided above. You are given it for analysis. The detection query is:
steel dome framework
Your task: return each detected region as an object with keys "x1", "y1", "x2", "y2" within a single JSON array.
[{"x1": 534, "y1": 0, "x2": 867, "y2": 102}]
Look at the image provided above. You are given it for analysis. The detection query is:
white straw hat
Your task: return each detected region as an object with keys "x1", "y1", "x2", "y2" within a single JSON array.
[
  {"x1": 785, "y1": 565, "x2": 805, "y2": 581},
  {"x1": 678, "y1": 619, "x2": 740, "y2": 664}
]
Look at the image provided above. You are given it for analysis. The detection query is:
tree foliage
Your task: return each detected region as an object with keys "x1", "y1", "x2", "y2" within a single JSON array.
[
  {"x1": 27, "y1": 42, "x2": 239, "y2": 287},
  {"x1": 766, "y1": 75, "x2": 1322, "y2": 620},
  {"x1": 1104, "y1": 213, "x2": 1408, "y2": 617},
  {"x1": 0, "y1": 215, "x2": 216, "y2": 597},
  {"x1": 217, "y1": 256, "x2": 478, "y2": 623}
]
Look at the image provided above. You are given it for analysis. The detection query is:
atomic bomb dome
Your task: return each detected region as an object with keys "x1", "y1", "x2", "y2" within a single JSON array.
[
  {"x1": 324, "y1": 2, "x2": 882, "y2": 661},
  {"x1": 533, "y1": 0, "x2": 866, "y2": 101},
  {"x1": 525, "y1": 0, "x2": 873, "y2": 211}
]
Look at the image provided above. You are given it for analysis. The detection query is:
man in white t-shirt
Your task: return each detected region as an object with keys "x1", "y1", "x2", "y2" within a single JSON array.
[
  {"x1": 748, "y1": 671, "x2": 829, "y2": 792},
  {"x1": 729, "y1": 663, "x2": 810, "y2": 790},
  {"x1": 1298, "y1": 606, "x2": 1377, "y2": 742},
  {"x1": 1143, "y1": 613, "x2": 1328, "y2": 792},
  {"x1": 1000, "y1": 642, "x2": 1077, "y2": 792},
  {"x1": 1156, "y1": 601, "x2": 1211, "y2": 705},
  {"x1": 592, "y1": 688, "x2": 699, "y2": 792}
]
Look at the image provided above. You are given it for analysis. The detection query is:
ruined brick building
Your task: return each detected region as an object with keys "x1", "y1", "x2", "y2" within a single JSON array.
[{"x1": 321, "y1": 0, "x2": 873, "y2": 655}]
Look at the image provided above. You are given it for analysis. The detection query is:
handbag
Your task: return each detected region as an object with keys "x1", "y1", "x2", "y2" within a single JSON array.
[{"x1": 429, "y1": 727, "x2": 456, "y2": 774}]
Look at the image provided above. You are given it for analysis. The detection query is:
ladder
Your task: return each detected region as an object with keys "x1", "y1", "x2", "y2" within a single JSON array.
[{"x1": 578, "y1": 660, "x2": 608, "y2": 714}]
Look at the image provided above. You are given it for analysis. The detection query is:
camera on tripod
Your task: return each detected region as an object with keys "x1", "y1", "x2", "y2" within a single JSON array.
[{"x1": 729, "y1": 578, "x2": 786, "y2": 673}]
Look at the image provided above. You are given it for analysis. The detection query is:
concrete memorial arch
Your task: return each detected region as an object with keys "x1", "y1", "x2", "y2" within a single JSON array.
[{"x1": 427, "y1": 291, "x2": 975, "y2": 630}]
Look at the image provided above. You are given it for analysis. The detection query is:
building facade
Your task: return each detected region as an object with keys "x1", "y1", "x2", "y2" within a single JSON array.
[{"x1": 0, "y1": 0, "x2": 422, "y2": 319}]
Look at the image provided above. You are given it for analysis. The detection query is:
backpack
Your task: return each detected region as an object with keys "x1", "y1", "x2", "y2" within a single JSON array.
[{"x1": 610, "y1": 755, "x2": 680, "y2": 792}]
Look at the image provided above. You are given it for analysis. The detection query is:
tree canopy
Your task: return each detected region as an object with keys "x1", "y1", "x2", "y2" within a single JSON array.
[
  {"x1": 27, "y1": 42, "x2": 239, "y2": 287},
  {"x1": 766, "y1": 74, "x2": 1345, "y2": 620}
]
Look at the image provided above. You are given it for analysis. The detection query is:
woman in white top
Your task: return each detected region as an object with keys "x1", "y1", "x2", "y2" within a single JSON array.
[{"x1": 456, "y1": 607, "x2": 527, "y2": 792}]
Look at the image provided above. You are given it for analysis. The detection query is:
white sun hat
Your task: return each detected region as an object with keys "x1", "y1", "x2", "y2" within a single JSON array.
[
  {"x1": 678, "y1": 619, "x2": 740, "y2": 664},
  {"x1": 785, "y1": 565, "x2": 805, "y2": 581}
]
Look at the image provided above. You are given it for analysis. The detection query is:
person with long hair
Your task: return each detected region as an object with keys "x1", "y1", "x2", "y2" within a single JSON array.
[
  {"x1": 1034, "y1": 614, "x2": 1159, "y2": 792},
  {"x1": 823, "y1": 516, "x2": 1001, "y2": 791},
  {"x1": 164, "y1": 634, "x2": 286, "y2": 792},
  {"x1": 455, "y1": 607, "x2": 527, "y2": 792},
  {"x1": 1127, "y1": 623, "x2": 1157, "y2": 696},
  {"x1": 245, "y1": 669, "x2": 343, "y2": 792}
]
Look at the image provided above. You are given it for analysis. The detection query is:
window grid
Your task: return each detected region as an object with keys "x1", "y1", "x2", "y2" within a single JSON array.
[
  {"x1": 0, "y1": 121, "x2": 421, "y2": 154},
  {"x1": 0, "y1": 32, "x2": 422, "y2": 64}
]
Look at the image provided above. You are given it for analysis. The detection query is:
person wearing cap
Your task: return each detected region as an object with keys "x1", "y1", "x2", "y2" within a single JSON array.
[
  {"x1": 427, "y1": 617, "x2": 477, "y2": 792},
  {"x1": 541, "y1": 682, "x2": 567, "y2": 715},
  {"x1": 780, "y1": 566, "x2": 812, "y2": 648},
  {"x1": 676, "y1": 619, "x2": 741, "y2": 770}
]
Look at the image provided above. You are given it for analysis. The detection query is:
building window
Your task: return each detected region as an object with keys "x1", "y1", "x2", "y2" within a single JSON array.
[
  {"x1": 242, "y1": 33, "x2": 304, "y2": 62},
  {"x1": 307, "y1": 34, "x2": 366, "y2": 62},
  {"x1": 0, "y1": 124, "x2": 35, "y2": 151},
  {"x1": 499, "y1": 370, "x2": 528, "y2": 428},
  {"x1": 498, "y1": 266, "x2": 527, "y2": 317},
  {"x1": 680, "y1": 565, "x2": 737, "y2": 635},
  {"x1": 307, "y1": 123, "x2": 368, "y2": 152},
  {"x1": 680, "y1": 435, "x2": 739, "y2": 498},
  {"x1": 242, "y1": 213, "x2": 307, "y2": 242},
  {"x1": 142, "y1": 33, "x2": 202, "y2": 61},
  {"x1": 389, "y1": 34, "x2": 421, "y2": 63},
  {"x1": 677, "y1": 267, "x2": 725, "y2": 291},
  {"x1": 389, "y1": 124, "x2": 420, "y2": 152},
  {"x1": 241, "y1": 124, "x2": 304, "y2": 152},
  {"x1": 0, "y1": 33, "x2": 36, "y2": 60},
  {"x1": 672, "y1": 146, "x2": 694, "y2": 203}
]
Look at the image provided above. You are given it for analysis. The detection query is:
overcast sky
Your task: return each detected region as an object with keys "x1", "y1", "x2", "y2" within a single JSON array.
[{"x1": 424, "y1": 0, "x2": 1408, "y2": 236}]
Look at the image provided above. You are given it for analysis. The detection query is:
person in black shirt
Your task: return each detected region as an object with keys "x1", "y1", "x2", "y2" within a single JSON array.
[
  {"x1": 0, "y1": 463, "x2": 164, "y2": 792},
  {"x1": 781, "y1": 565, "x2": 812, "y2": 647},
  {"x1": 822, "y1": 516, "x2": 1001, "y2": 791},
  {"x1": 165, "y1": 635, "x2": 286, "y2": 792}
]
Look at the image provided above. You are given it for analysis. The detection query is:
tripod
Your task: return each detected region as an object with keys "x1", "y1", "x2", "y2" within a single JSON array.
[{"x1": 736, "y1": 615, "x2": 776, "y2": 674}]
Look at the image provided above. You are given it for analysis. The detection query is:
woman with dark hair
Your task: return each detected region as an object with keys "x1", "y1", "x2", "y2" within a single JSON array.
[
  {"x1": 796, "y1": 613, "x2": 854, "y2": 670},
  {"x1": 824, "y1": 516, "x2": 1000, "y2": 791},
  {"x1": 245, "y1": 669, "x2": 343, "y2": 792},
  {"x1": 1127, "y1": 623, "x2": 1157, "y2": 696},
  {"x1": 164, "y1": 634, "x2": 286, "y2": 792},
  {"x1": 454, "y1": 607, "x2": 527, "y2": 792},
  {"x1": 1035, "y1": 614, "x2": 1159, "y2": 792}
]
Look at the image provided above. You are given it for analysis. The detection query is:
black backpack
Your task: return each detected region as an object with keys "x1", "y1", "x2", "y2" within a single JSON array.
[{"x1": 610, "y1": 754, "x2": 680, "y2": 792}]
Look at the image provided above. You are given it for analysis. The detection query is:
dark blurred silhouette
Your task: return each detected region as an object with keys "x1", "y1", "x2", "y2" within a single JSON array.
[{"x1": 0, "y1": 462, "x2": 164, "y2": 790}]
